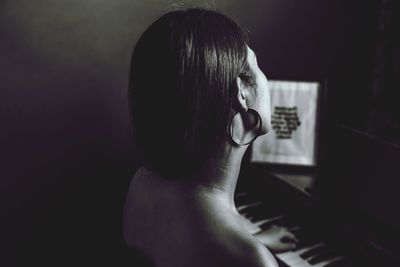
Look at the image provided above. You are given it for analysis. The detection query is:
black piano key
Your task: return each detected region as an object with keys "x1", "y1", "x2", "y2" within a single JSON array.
[
  {"x1": 240, "y1": 206, "x2": 265, "y2": 220},
  {"x1": 239, "y1": 203, "x2": 264, "y2": 215},
  {"x1": 293, "y1": 240, "x2": 321, "y2": 252},
  {"x1": 308, "y1": 249, "x2": 340, "y2": 265},
  {"x1": 240, "y1": 204, "x2": 281, "y2": 222},
  {"x1": 234, "y1": 193, "x2": 262, "y2": 206},
  {"x1": 300, "y1": 244, "x2": 328, "y2": 259},
  {"x1": 258, "y1": 216, "x2": 298, "y2": 230},
  {"x1": 290, "y1": 228, "x2": 320, "y2": 250},
  {"x1": 275, "y1": 257, "x2": 291, "y2": 267}
]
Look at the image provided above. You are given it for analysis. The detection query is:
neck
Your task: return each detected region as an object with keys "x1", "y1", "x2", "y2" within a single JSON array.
[{"x1": 191, "y1": 141, "x2": 249, "y2": 209}]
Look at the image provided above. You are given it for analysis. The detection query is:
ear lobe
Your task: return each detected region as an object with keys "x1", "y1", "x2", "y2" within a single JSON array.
[{"x1": 235, "y1": 77, "x2": 248, "y2": 112}]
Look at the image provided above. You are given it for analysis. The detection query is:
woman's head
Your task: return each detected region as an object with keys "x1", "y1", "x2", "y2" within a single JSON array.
[{"x1": 129, "y1": 8, "x2": 269, "y2": 177}]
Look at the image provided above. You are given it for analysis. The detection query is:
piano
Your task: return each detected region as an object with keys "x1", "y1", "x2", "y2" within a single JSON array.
[{"x1": 236, "y1": 126, "x2": 400, "y2": 267}]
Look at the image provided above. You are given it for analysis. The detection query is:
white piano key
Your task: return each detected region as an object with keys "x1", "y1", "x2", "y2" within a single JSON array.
[
  {"x1": 277, "y1": 243, "x2": 326, "y2": 267},
  {"x1": 236, "y1": 201, "x2": 263, "y2": 212},
  {"x1": 241, "y1": 216, "x2": 262, "y2": 234},
  {"x1": 253, "y1": 218, "x2": 275, "y2": 228},
  {"x1": 235, "y1": 193, "x2": 347, "y2": 267},
  {"x1": 283, "y1": 257, "x2": 309, "y2": 267},
  {"x1": 241, "y1": 214, "x2": 290, "y2": 235},
  {"x1": 277, "y1": 243, "x2": 324, "y2": 260}
]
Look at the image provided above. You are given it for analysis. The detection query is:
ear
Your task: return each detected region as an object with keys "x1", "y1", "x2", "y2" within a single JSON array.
[{"x1": 235, "y1": 77, "x2": 249, "y2": 112}]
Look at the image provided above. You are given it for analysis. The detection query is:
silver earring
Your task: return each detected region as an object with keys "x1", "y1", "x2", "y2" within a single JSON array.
[{"x1": 228, "y1": 108, "x2": 262, "y2": 146}]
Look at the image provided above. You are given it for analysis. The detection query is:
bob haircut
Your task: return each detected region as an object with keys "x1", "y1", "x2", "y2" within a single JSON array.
[{"x1": 129, "y1": 8, "x2": 255, "y2": 178}]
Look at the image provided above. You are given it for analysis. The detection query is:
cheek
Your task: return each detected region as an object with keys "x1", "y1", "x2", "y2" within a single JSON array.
[
  {"x1": 250, "y1": 87, "x2": 271, "y2": 135},
  {"x1": 259, "y1": 78, "x2": 271, "y2": 114},
  {"x1": 260, "y1": 79, "x2": 272, "y2": 133},
  {"x1": 265, "y1": 84, "x2": 271, "y2": 115}
]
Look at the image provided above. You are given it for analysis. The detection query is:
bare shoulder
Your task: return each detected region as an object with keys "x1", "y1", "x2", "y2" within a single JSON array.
[
  {"x1": 123, "y1": 170, "x2": 279, "y2": 267},
  {"x1": 182, "y1": 228, "x2": 278, "y2": 267},
  {"x1": 191, "y1": 203, "x2": 278, "y2": 267},
  {"x1": 213, "y1": 226, "x2": 279, "y2": 267}
]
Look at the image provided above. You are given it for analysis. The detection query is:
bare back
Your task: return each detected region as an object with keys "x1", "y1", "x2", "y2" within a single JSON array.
[{"x1": 123, "y1": 167, "x2": 278, "y2": 267}]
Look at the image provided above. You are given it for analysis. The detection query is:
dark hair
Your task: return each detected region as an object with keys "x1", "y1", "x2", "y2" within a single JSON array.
[{"x1": 129, "y1": 8, "x2": 255, "y2": 178}]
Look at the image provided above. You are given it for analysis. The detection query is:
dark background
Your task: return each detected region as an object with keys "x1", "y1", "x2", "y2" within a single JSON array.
[{"x1": 1, "y1": 0, "x2": 388, "y2": 266}]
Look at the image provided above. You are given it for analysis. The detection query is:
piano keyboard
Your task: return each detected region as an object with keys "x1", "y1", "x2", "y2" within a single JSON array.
[{"x1": 235, "y1": 191, "x2": 377, "y2": 267}]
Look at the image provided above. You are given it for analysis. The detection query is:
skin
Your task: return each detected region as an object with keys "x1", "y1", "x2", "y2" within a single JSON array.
[{"x1": 123, "y1": 47, "x2": 297, "y2": 267}]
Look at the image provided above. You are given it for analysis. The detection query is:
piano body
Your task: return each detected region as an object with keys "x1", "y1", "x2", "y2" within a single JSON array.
[{"x1": 236, "y1": 126, "x2": 400, "y2": 267}]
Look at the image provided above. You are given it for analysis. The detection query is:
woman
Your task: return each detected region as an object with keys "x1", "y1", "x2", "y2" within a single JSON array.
[{"x1": 123, "y1": 8, "x2": 297, "y2": 267}]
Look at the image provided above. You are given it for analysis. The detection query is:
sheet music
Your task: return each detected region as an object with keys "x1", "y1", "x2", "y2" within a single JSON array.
[{"x1": 252, "y1": 81, "x2": 319, "y2": 166}]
